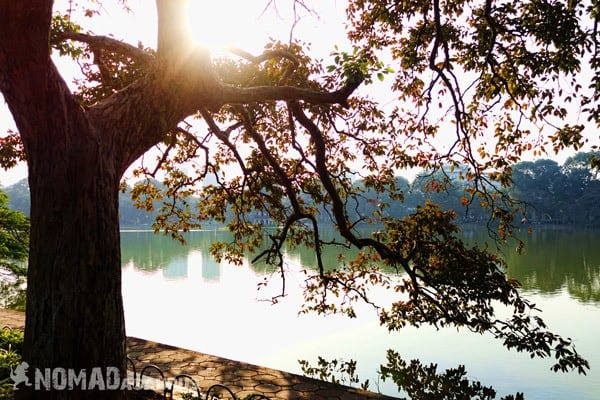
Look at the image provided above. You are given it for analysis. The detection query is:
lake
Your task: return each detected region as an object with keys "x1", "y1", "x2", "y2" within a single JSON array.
[{"x1": 120, "y1": 227, "x2": 600, "y2": 399}]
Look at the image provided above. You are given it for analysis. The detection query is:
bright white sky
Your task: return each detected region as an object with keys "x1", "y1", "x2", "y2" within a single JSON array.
[{"x1": 0, "y1": 0, "x2": 596, "y2": 186}]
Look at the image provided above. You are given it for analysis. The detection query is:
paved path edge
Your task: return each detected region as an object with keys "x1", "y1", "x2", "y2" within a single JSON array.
[{"x1": 1, "y1": 308, "x2": 399, "y2": 400}]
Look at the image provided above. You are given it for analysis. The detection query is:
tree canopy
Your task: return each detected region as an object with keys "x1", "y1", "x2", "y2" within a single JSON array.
[{"x1": 0, "y1": 0, "x2": 598, "y2": 398}]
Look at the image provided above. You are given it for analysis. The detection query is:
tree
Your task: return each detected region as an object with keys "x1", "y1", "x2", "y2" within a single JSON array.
[
  {"x1": 0, "y1": 189, "x2": 29, "y2": 311},
  {"x1": 511, "y1": 160, "x2": 566, "y2": 222},
  {"x1": 562, "y1": 151, "x2": 600, "y2": 197},
  {"x1": 0, "y1": 190, "x2": 28, "y2": 275},
  {"x1": 561, "y1": 152, "x2": 600, "y2": 225},
  {"x1": 0, "y1": 0, "x2": 597, "y2": 398},
  {"x1": 508, "y1": 153, "x2": 600, "y2": 225}
]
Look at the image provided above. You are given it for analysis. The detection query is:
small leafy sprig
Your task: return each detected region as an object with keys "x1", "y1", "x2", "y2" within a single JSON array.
[{"x1": 327, "y1": 46, "x2": 394, "y2": 85}]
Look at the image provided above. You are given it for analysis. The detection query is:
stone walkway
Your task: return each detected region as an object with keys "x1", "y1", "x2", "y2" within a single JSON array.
[{"x1": 1, "y1": 308, "x2": 399, "y2": 400}]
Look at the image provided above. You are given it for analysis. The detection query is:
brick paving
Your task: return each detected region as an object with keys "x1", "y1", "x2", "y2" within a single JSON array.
[{"x1": 1, "y1": 308, "x2": 399, "y2": 399}]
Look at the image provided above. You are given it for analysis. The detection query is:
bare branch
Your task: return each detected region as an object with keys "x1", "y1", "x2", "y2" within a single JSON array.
[
  {"x1": 228, "y1": 47, "x2": 299, "y2": 81},
  {"x1": 228, "y1": 47, "x2": 299, "y2": 67},
  {"x1": 199, "y1": 108, "x2": 248, "y2": 175}
]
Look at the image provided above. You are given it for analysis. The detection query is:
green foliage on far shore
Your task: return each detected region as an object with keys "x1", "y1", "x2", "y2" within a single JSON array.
[{"x1": 0, "y1": 189, "x2": 28, "y2": 312}]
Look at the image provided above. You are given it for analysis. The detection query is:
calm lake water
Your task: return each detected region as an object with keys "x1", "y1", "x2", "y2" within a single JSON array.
[{"x1": 120, "y1": 227, "x2": 600, "y2": 399}]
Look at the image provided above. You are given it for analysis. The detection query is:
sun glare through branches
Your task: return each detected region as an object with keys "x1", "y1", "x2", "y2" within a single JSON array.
[{"x1": 186, "y1": 1, "x2": 278, "y2": 53}]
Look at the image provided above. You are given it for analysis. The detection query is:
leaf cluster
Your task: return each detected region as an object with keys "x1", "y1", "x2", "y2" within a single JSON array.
[
  {"x1": 346, "y1": 0, "x2": 599, "y2": 190},
  {"x1": 300, "y1": 351, "x2": 526, "y2": 399},
  {"x1": 0, "y1": 328, "x2": 23, "y2": 399},
  {"x1": 379, "y1": 350, "x2": 524, "y2": 400},
  {"x1": 298, "y1": 357, "x2": 370, "y2": 390},
  {"x1": 326, "y1": 45, "x2": 394, "y2": 85},
  {"x1": 0, "y1": 131, "x2": 26, "y2": 171},
  {"x1": 0, "y1": 190, "x2": 28, "y2": 277}
]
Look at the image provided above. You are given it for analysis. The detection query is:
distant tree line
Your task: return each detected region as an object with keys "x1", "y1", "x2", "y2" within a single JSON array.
[
  {"x1": 0, "y1": 188, "x2": 28, "y2": 310},
  {"x1": 3, "y1": 151, "x2": 598, "y2": 229},
  {"x1": 350, "y1": 151, "x2": 600, "y2": 227},
  {"x1": 509, "y1": 152, "x2": 600, "y2": 226}
]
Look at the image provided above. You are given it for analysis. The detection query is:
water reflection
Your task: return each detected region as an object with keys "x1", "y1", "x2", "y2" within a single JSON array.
[
  {"x1": 201, "y1": 252, "x2": 221, "y2": 282},
  {"x1": 162, "y1": 257, "x2": 187, "y2": 279},
  {"x1": 502, "y1": 228, "x2": 600, "y2": 303},
  {"x1": 120, "y1": 228, "x2": 600, "y2": 400},
  {"x1": 121, "y1": 227, "x2": 600, "y2": 302},
  {"x1": 120, "y1": 230, "x2": 232, "y2": 280}
]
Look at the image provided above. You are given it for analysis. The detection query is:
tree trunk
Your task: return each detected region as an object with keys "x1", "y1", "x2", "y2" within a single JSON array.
[
  {"x1": 18, "y1": 100, "x2": 126, "y2": 400},
  {"x1": 19, "y1": 130, "x2": 125, "y2": 399},
  {"x1": 0, "y1": 3, "x2": 129, "y2": 397}
]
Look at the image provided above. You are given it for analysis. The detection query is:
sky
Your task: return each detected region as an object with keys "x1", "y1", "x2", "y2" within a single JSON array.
[{"x1": 0, "y1": 0, "x2": 597, "y2": 187}]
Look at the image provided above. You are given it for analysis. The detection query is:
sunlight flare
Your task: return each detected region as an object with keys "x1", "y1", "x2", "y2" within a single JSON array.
[{"x1": 186, "y1": 1, "x2": 272, "y2": 53}]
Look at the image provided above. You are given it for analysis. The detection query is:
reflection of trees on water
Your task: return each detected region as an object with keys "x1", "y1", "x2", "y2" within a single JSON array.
[
  {"x1": 121, "y1": 228, "x2": 600, "y2": 303},
  {"x1": 501, "y1": 229, "x2": 600, "y2": 303},
  {"x1": 294, "y1": 227, "x2": 600, "y2": 303},
  {"x1": 120, "y1": 230, "x2": 232, "y2": 280},
  {"x1": 295, "y1": 243, "x2": 357, "y2": 272},
  {"x1": 565, "y1": 261, "x2": 600, "y2": 303},
  {"x1": 162, "y1": 257, "x2": 187, "y2": 279},
  {"x1": 121, "y1": 231, "x2": 189, "y2": 272}
]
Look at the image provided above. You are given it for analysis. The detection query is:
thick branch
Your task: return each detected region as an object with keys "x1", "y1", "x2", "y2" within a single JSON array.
[
  {"x1": 0, "y1": 3, "x2": 87, "y2": 158},
  {"x1": 56, "y1": 31, "x2": 154, "y2": 65},
  {"x1": 0, "y1": 1, "x2": 52, "y2": 67},
  {"x1": 218, "y1": 80, "x2": 361, "y2": 108}
]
